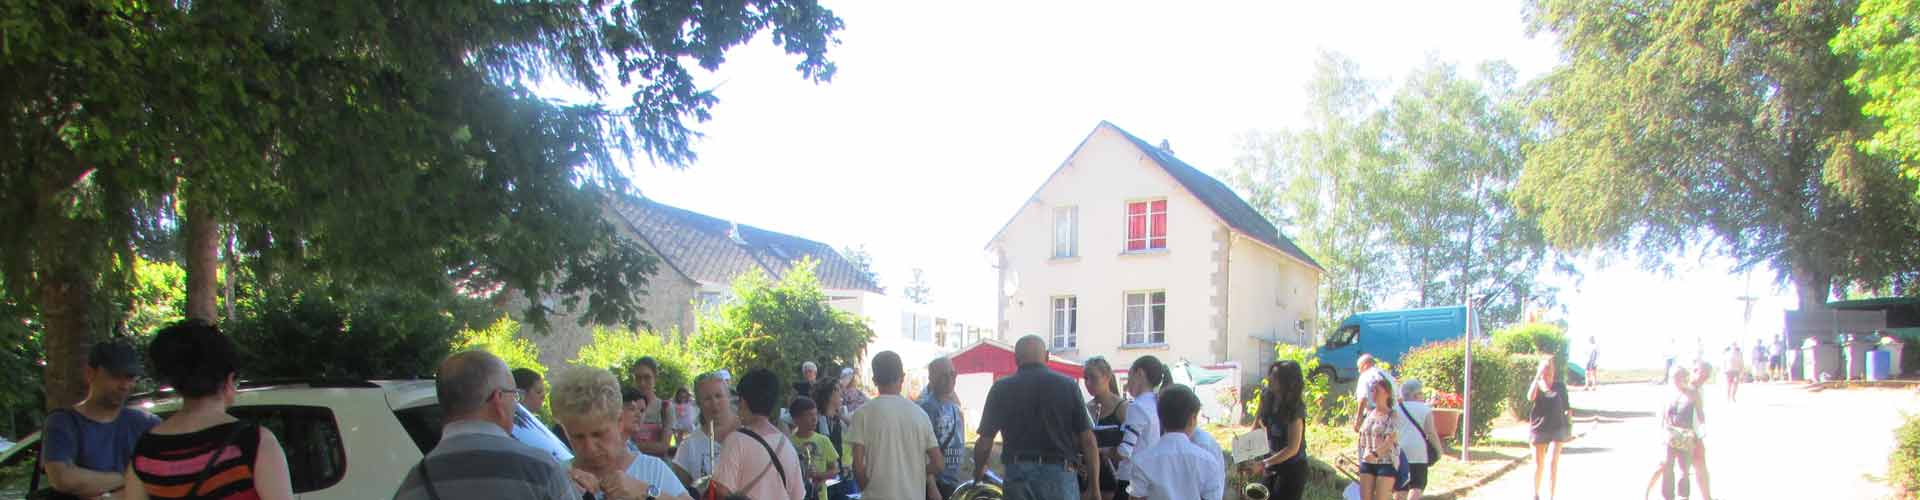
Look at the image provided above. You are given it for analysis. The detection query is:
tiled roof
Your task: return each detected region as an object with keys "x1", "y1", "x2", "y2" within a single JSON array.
[
  {"x1": 1105, "y1": 122, "x2": 1323, "y2": 270},
  {"x1": 608, "y1": 197, "x2": 884, "y2": 293}
]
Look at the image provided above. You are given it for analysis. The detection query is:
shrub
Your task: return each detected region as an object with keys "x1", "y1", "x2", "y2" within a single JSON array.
[
  {"x1": 1399, "y1": 339, "x2": 1513, "y2": 439},
  {"x1": 690, "y1": 259, "x2": 874, "y2": 404},
  {"x1": 228, "y1": 285, "x2": 479, "y2": 380},
  {"x1": 451, "y1": 316, "x2": 545, "y2": 376},
  {"x1": 573, "y1": 326, "x2": 697, "y2": 397},
  {"x1": 1492, "y1": 322, "x2": 1569, "y2": 372},
  {"x1": 1247, "y1": 344, "x2": 1352, "y2": 426},
  {"x1": 1892, "y1": 412, "x2": 1920, "y2": 498}
]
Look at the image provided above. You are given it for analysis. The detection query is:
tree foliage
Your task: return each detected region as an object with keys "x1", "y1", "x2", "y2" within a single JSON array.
[
  {"x1": 2, "y1": 0, "x2": 844, "y2": 408},
  {"x1": 1834, "y1": 0, "x2": 1920, "y2": 175},
  {"x1": 572, "y1": 326, "x2": 697, "y2": 397},
  {"x1": 452, "y1": 316, "x2": 546, "y2": 377},
  {"x1": 841, "y1": 245, "x2": 882, "y2": 292},
  {"x1": 691, "y1": 259, "x2": 874, "y2": 403},
  {"x1": 227, "y1": 283, "x2": 490, "y2": 380},
  {"x1": 1519, "y1": 0, "x2": 1920, "y2": 307},
  {"x1": 1227, "y1": 53, "x2": 1561, "y2": 328}
]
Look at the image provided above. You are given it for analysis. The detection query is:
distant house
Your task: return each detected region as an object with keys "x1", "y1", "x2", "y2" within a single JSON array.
[
  {"x1": 984, "y1": 121, "x2": 1324, "y2": 387},
  {"x1": 520, "y1": 197, "x2": 885, "y2": 370}
]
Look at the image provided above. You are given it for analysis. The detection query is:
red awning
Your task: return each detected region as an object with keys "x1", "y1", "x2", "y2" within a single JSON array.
[{"x1": 950, "y1": 339, "x2": 1084, "y2": 381}]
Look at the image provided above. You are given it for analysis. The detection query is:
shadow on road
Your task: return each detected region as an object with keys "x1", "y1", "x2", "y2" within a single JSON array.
[
  {"x1": 1574, "y1": 408, "x2": 1653, "y2": 419},
  {"x1": 1558, "y1": 445, "x2": 1610, "y2": 456}
]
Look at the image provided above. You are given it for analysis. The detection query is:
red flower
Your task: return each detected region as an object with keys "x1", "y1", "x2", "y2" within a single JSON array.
[{"x1": 1431, "y1": 391, "x2": 1463, "y2": 409}]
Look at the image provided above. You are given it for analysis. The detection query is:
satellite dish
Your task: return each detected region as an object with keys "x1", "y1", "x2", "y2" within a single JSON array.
[{"x1": 1003, "y1": 272, "x2": 1020, "y2": 298}]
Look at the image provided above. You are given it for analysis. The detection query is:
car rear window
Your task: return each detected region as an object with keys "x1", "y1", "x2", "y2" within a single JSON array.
[
  {"x1": 231, "y1": 405, "x2": 346, "y2": 493},
  {"x1": 394, "y1": 404, "x2": 445, "y2": 455}
]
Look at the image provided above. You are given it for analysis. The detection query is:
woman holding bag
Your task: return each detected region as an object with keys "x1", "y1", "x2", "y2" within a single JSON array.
[
  {"x1": 1242, "y1": 361, "x2": 1307, "y2": 500},
  {"x1": 1392, "y1": 379, "x2": 1444, "y2": 500}
]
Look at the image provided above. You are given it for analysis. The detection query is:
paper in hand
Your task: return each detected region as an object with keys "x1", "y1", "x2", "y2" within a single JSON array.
[{"x1": 1231, "y1": 431, "x2": 1271, "y2": 464}]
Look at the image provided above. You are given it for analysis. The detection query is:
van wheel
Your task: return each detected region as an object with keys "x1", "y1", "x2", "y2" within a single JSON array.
[{"x1": 1311, "y1": 365, "x2": 1339, "y2": 383}]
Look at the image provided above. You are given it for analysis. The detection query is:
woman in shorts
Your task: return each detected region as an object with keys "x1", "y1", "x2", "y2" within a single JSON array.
[{"x1": 1527, "y1": 358, "x2": 1572, "y2": 500}]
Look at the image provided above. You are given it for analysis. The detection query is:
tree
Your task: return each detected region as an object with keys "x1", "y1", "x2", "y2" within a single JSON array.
[
  {"x1": 451, "y1": 316, "x2": 546, "y2": 377},
  {"x1": 842, "y1": 245, "x2": 883, "y2": 292},
  {"x1": 904, "y1": 268, "x2": 932, "y2": 305},
  {"x1": 2, "y1": 1, "x2": 844, "y2": 408},
  {"x1": 1834, "y1": 0, "x2": 1920, "y2": 178},
  {"x1": 1227, "y1": 53, "x2": 1560, "y2": 327},
  {"x1": 573, "y1": 326, "x2": 698, "y2": 397},
  {"x1": 691, "y1": 259, "x2": 874, "y2": 404},
  {"x1": 1519, "y1": 0, "x2": 1920, "y2": 309}
]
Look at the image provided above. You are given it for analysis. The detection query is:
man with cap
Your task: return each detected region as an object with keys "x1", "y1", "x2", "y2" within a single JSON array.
[{"x1": 42, "y1": 340, "x2": 162, "y2": 498}]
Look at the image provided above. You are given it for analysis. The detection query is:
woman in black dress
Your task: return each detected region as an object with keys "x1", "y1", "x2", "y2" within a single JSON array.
[
  {"x1": 1244, "y1": 360, "x2": 1308, "y2": 500},
  {"x1": 1527, "y1": 358, "x2": 1572, "y2": 500},
  {"x1": 1080, "y1": 357, "x2": 1127, "y2": 499}
]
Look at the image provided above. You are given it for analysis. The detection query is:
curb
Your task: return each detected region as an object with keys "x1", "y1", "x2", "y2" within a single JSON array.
[{"x1": 1428, "y1": 418, "x2": 1601, "y2": 500}]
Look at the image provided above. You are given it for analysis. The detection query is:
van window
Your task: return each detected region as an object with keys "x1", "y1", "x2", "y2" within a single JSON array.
[
  {"x1": 1328, "y1": 325, "x2": 1359, "y2": 348},
  {"x1": 230, "y1": 405, "x2": 346, "y2": 493}
]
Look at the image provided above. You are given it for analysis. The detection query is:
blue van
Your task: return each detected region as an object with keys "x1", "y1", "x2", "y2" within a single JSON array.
[{"x1": 1314, "y1": 305, "x2": 1468, "y2": 381}]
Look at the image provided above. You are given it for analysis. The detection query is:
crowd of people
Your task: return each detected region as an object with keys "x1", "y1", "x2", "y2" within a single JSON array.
[{"x1": 44, "y1": 320, "x2": 1579, "y2": 500}]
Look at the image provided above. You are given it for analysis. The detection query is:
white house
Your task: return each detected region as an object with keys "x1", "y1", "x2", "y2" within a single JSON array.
[{"x1": 984, "y1": 121, "x2": 1324, "y2": 387}]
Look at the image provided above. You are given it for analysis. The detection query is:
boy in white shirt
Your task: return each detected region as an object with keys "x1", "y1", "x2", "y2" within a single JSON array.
[{"x1": 1123, "y1": 385, "x2": 1224, "y2": 500}]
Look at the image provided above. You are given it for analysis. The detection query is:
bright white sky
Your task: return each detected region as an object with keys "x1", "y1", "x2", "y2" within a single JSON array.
[{"x1": 550, "y1": 0, "x2": 1796, "y2": 369}]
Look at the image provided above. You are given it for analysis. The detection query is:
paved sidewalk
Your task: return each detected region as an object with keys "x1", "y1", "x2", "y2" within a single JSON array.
[{"x1": 1459, "y1": 382, "x2": 1920, "y2": 500}]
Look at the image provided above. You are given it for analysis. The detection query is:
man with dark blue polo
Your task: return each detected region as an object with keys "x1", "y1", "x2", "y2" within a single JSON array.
[
  {"x1": 42, "y1": 341, "x2": 161, "y2": 498},
  {"x1": 973, "y1": 335, "x2": 1100, "y2": 500}
]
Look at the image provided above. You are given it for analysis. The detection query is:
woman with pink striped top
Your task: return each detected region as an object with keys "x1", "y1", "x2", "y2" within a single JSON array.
[{"x1": 122, "y1": 320, "x2": 292, "y2": 500}]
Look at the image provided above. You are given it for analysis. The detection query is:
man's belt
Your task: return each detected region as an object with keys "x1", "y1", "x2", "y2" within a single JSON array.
[{"x1": 1004, "y1": 452, "x2": 1074, "y2": 466}]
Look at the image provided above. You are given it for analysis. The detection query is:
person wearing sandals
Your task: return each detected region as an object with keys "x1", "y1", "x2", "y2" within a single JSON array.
[
  {"x1": 1527, "y1": 358, "x2": 1572, "y2": 500},
  {"x1": 1241, "y1": 361, "x2": 1308, "y2": 500},
  {"x1": 125, "y1": 320, "x2": 293, "y2": 500},
  {"x1": 1355, "y1": 378, "x2": 1398, "y2": 500}
]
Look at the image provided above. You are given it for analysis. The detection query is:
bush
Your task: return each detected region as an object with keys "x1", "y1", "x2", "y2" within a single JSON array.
[
  {"x1": 1247, "y1": 344, "x2": 1352, "y2": 426},
  {"x1": 690, "y1": 260, "x2": 874, "y2": 405},
  {"x1": 1399, "y1": 339, "x2": 1513, "y2": 439},
  {"x1": 573, "y1": 326, "x2": 697, "y2": 397},
  {"x1": 228, "y1": 285, "x2": 484, "y2": 379},
  {"x1": 1492, "y1": 322, "x2": 1569, "y2": 371},
  {"x1": 451, "y1": 316, "x2": 545, "y2": 377},
  {"x1": 1892, "y1": 412, "x2": 1920, "y2": 498}
]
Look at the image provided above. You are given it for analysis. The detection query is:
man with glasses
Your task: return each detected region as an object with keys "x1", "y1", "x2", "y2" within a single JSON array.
[
  {"x1": 41, "y1": 341, "x2": 160, "y2": 498},
  {"x1": 395, "y1": 350, "x2": 588, "y2": 500}
]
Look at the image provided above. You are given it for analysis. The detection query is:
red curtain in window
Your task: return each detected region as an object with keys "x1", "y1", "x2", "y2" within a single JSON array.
[
  {"x1": 1148, "y1": 200, "x2": 1167, "y2": 248},
  {"x1": 1126, "y1": 202, "x2": 1147, "y2": 251}
]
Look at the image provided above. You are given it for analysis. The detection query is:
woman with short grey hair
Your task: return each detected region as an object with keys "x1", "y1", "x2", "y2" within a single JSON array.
[
  {"x1": 551, "y1": 367, "x2": 692, "y2": 500},
  {"x1": 1391, "y1": 378, "x2": 1444, "y2": 500}
]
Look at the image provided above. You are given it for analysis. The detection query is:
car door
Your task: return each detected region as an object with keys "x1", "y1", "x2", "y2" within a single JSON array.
[{"x1": 229, "y1": 405, "x2": 349, "y2": 498}]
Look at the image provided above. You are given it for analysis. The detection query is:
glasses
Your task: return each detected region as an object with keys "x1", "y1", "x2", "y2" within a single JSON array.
[{"x1": 496, "y1": 387, "x2": 524, "y2": 402}]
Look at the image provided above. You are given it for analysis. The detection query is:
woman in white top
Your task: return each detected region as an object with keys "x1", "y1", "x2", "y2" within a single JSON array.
[
  {"x1": 552, "y1": 366, "x2": 693, "y2": 500},
  {"x1": 1391, "y1": 379, "x2": 1444, "y2": 500},
  {"x1": 1117, "y1": 356, "x2": 1171, "y2": 484}
]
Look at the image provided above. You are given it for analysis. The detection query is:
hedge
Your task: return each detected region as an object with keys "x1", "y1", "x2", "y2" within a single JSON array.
[
  {"x1": 1893, "y1": 412, "x2": 1920, "y2": 498},
  {"x1": 1491, "y1": 322, "x2": 1569, "y2": 372},
  {"x1": 573, "y1": 326, "x2": 697, "y2": 398},
  {"x1": 1399, "y1": 339, "x2": 1514, "y2": 439}
]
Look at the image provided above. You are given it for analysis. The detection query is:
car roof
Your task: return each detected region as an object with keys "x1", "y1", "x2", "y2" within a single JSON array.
[{"x1": 129, "y1": 378, "x2": 439, "y2": 412}]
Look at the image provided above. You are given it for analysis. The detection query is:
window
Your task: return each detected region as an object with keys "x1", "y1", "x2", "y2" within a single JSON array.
[
  {"x1": 1051, "y1": 296, "x2": 1077, "y2": 349},
  {"x1": 1327, "y1": 325, "x2": 1359, "y2": 348},
  {"x1": 394, "y1": 404, "x2": 446, "y2": 455},
  {"x1": 231, "y1": 405, "x2": 347, "y2": 493},
  {"x1": 1053, "y1": 206, "x2": 1079, "y2": 258},
  {"x1": 1125, "y1": 200, "x2": 1168, "y2": 251},
  {"x1": 1123, "y1": 291, "x2": 1166, "y2": 345}
]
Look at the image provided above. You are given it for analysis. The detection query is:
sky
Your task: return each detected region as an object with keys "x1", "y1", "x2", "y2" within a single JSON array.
[{"x1": 549, "y1": 0, "x2": 1796, "y2": 369}]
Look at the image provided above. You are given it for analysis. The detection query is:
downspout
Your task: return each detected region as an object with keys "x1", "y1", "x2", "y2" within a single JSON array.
[{"x1": 1219, "y1": 230, "x2": 1232, "y2": 363}]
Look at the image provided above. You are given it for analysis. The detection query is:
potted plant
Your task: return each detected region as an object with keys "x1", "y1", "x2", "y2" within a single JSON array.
[{"x1": 1429, "y1": 391, "x2": 1464, "y2": 440}]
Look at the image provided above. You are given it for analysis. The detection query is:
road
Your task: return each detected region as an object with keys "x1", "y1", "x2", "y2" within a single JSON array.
[{"x1": 1460, "y1": 380, "x2": 1920, "y2": 500}]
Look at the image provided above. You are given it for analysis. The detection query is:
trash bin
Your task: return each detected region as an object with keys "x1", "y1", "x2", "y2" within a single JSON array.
[
  {"x1": 1882, "y1": 336, "x2": 1907, "y2": 378},
  {"x1": 1868, "y1": 350, "x2": 1892, "y2": 381},
  {"x1": 1804, "y1": 338, "x2": 1842, "y2": 382},
  {"x1": 1844, "y1": 336, "x2": 1873, "y2": 380}
]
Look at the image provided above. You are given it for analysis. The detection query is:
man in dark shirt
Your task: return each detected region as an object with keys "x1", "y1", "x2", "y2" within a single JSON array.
[
  {"x1": 973, "y1": 335, "x2": 1100, "y2": 500},
  {"x1": 42, "y1": 341, "x2": 160, "y2": 498}
]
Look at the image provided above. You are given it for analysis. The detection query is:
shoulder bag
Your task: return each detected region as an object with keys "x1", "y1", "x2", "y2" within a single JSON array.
[
  {"x1": 1398, "y1": 403, "x2": 1441, "y2": 464},
  {"x1": 733, "y1": 427, "x2": 790, "y2": 495}
]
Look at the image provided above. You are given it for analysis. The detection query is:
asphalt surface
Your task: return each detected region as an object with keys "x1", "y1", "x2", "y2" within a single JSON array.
[{"x1": 1460, "y1": 380, "x2": 1920, "y2": 500}]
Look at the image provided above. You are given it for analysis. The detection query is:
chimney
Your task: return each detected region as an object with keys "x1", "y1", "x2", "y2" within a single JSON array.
[
  {"x1": 1158, "y1": 139, "x2": 1173, "y2": 153},
  {"x1": 728, "y1": 222, "x2": 747, "y2": 245}
]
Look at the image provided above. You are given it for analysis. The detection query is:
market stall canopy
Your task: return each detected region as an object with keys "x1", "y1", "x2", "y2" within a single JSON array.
[{"x1": 950, "y1": 339, "x2": 1085, "y2": 381}]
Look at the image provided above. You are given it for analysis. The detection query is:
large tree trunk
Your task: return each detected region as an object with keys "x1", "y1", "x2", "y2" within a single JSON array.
[
  {"x1": 1791, "y1": 259, "x2": 1833, "y2": 311},
  {"x1": 36, "y1": 259, "x2": 92, "y2": 411},
  {"x1": 184, "y1": 189, "x2": 220, "y2": 322}
]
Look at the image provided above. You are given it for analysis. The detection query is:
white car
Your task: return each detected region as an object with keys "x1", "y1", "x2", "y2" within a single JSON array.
[{"x1": 0, "y1": 379, "x2": 444, "y2": 499}]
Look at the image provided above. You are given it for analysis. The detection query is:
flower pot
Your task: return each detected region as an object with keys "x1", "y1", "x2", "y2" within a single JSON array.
[{"x1": 1431, "y1": 408, "x2": 1462, "y2": 441}]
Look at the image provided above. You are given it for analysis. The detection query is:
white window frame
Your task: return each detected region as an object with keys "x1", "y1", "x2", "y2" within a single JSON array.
[
  {"x1": 1053, "y1": 206, "x2": 1079, "y2": 258},
  {"x1": 1051, "y1": 296, "x2": 1078, "y2": 349},
  {"x1": 1124, "y1": 199, "x2": 1168, "y2": 252},
  {"x1": 1123, "y1": 290, "x2": 1166, "y2": 345}
]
